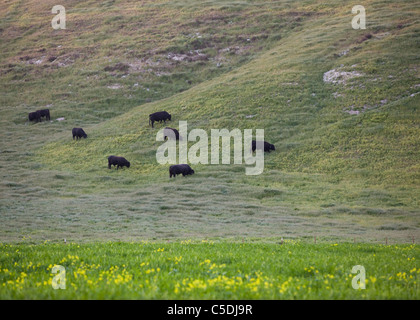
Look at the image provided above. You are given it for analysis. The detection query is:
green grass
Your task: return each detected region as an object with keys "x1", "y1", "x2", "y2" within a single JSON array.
[
  {"x1": 0, "y1": 240, "x2": 418, "y2": 299},
  {"x1": 0, "y1": 0, "x2": 308, "y2": 122},
  {"x1": 0, "y1": 0, "x2": 419, "y2": 243},
  {"x1": 0, "y1": 0, "x2": 419, "y2": 299}
]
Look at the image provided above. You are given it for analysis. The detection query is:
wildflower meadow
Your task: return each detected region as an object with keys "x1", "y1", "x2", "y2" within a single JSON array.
[{"x1": 1, "y1": 240, "x2": 418, "y2": 299}]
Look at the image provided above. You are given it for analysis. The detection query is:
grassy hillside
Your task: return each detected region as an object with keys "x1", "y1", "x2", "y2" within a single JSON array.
[
  {"x1": 0, "y1": 0, "x2": 419, "y2": 243},
  {"x1": 0, "y1": 0, "x2": 307, "y2": 122}
]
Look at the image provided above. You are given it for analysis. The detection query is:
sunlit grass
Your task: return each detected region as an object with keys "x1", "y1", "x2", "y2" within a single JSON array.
[{"x1": 0, "y1": 241, "x2": 418, "y2": 299}]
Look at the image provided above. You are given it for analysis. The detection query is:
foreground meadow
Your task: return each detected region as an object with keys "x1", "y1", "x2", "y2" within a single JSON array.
[{"x1": 0, "y1": 240, "x2": 418, "y2": 299}]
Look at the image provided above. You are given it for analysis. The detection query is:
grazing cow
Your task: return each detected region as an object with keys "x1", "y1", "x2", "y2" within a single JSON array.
[
  {"x1": 28, "y1": 111, "x2": 41, "y2": 123},
  {"x1": 37, "y1": 109, "x2": 50, "y2": 121},
  {"x1": 72, "y1": 128, "x2": 87, "y2": 140},
  {"x1": 149, "y1": 111, "x2": 171, "y2": 128},
  {"x1": 169, "y1": 164, "x2": 194, "y2": 178},
  {"x1": 252, "y1": 140, "x2": 275, "y2": 152},
  {"x1": 163, "y1": 127, "x2": 180, "y2": 140},
  {"x1": 108, "y1": 156, "x2": 130, "y2": 169}
]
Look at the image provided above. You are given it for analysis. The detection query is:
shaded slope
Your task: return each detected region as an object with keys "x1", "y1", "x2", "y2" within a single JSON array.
[{"x1": 1, "y1": 0, "x2": 419, "y2": 242}]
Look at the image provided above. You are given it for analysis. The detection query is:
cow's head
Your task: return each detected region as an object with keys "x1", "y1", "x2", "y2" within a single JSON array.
[
  {"x1": 126, "y1": 161, "x2": 131, "y2": 168},
  {"x1": 270, "y1": 144, "x2": 275, "y2": 151}
]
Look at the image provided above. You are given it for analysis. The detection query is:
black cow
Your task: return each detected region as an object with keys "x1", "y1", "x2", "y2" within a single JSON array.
[
  {"x1": 37, "y1": 109, "x2": 50, "y2": 121},
  {"x1": 72, "y1": 128, "x2": 87, "y2": 140},
  {"x1": 169, "y1": 164, "x2": 194, "y2": 178},
  {"x1": 149, "y1": 111, "x2": 171, "y2": 128},
  {"x1": 28, "y1": 111, "x2": 41, "y2": 123},
  {"x1": 251, "y1": 140, "x2": 275, "y2": 152},
  {"x1": 163, "y1": 127, "x2": 180, "y2": 140},
  {"x1": 108, "y1": 156, "x2": 130, "y2": 169}
]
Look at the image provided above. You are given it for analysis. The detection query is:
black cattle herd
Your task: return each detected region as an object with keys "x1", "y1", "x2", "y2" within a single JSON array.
[
  {"x1": 28, "y1": 109, "x2": 275, "y2": 177},
  {"x1": 28, "y1": 109, "x2": 50, "y2": 122}
]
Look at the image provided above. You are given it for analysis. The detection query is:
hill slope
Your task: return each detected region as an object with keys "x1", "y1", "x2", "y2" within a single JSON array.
[{"x1": 1, "y1": 0, "x2": 419, "y2": 242}]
